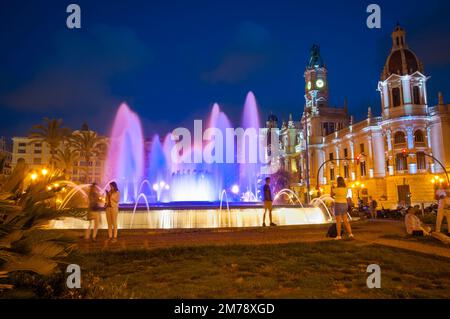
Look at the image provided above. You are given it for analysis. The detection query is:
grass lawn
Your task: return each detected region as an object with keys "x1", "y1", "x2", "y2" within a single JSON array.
[
  {"x1": 52, "y1": 240, "x2": 449, "y2": 299},
  {"x1": 3, "y1": 239, "x2": 450, "y2": 299}
]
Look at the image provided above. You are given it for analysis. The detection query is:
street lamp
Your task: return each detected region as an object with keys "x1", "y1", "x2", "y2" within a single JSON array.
[
  {"x1": 30, "y1": 173, "x2": 38, "y2": 181},
  {"x1": 41, "y1": 168, "x2": 48, "y2": 176}
]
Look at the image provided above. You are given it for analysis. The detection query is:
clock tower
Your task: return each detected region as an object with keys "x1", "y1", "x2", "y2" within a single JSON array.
[
  {"x1": 304, "y1": 44, "x2": 329, "y2": 115},
  {"x1": 301, "y1": 44, "x2": 349, "y2": 189}
]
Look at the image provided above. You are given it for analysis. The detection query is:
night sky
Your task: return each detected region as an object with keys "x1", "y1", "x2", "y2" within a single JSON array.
[{"x1": 1, "y1": 0, "x2": 449, "y2": 138}]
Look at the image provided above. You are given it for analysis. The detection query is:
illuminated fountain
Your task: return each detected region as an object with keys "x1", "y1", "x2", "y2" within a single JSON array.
[
  {"x1": 48, "y1": 93, "x2": 336, "y2": 230},
  {"x1": 104, "y1": 103, "x2": 145, "y2": 203}
]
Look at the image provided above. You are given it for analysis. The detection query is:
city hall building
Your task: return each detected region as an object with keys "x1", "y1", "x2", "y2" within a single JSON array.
[{"x1": 272, "y1": 25, "x2": 450, "y2": 208}]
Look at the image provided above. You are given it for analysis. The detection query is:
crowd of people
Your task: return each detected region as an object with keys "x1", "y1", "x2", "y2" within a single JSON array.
[{"x1": 83, "y1": 177, "x2": 449, "y2": 243}]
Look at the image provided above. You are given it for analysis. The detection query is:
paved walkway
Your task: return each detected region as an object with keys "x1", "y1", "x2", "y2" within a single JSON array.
[{"x1": 77, "y1": 219, "x2": 450, "y2": 258}]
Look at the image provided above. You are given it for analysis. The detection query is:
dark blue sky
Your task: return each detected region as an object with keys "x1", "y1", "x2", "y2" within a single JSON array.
[{"x1": 1, "y1": 0, "x2": 449, "y2": 137}]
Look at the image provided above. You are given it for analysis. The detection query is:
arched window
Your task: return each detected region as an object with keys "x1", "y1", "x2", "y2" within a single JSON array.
[
  {"x1": 413, "y1": 86, "x2": 421, "y2": 105},
  {"x1": 394, "y1": 131, "x2": 406, "y2": 144},
  {"x1": 392, "y1": 87, "x2": 401, "y2": 107},
  {"x1": 414, "y1": 130, "x2": 424, "y2": 143}
]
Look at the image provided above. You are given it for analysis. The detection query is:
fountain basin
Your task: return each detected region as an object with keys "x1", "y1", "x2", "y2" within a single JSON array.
[{"x1": 47, "y1": 206, "x2": 331, "y2": 230}]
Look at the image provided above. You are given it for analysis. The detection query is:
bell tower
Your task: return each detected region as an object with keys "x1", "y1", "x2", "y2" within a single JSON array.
[{"x1": 304, "y1": 44, "x2": 329, "y2": 116}]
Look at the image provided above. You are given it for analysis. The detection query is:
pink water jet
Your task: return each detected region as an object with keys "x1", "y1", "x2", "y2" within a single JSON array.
[{"x1": 104, "y1": 103, "x2": 145, "y2": 203}]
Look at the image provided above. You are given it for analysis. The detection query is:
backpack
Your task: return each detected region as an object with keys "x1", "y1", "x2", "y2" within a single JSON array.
[{"x1": 326, "y1": 223, "x2": 344, "y2": 238}]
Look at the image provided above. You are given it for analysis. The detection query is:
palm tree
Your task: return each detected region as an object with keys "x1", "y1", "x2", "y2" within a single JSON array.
[
  {"x1": 54, "y1": 143, "x2": 79, "y2": 180},
  {"x1": 69, "y1": 128, "x2": 105, "y2": 183},
  {"x1": 29, "y1": 118, "x2": 71, "y2": 168},
  {"x1": 0, "y1": 165, "x2": 80, "y2": 285}
]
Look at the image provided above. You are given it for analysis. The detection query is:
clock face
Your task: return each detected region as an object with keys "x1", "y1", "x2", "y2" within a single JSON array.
[
  {"x1": 307, "y1": 81, "x2": 312, "y2": 90},
  {"x1": 316, "y1": 79, "x2": 325, "y2": 88}
]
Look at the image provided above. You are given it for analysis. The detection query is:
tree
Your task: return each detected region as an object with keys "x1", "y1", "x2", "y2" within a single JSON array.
[
  {"x1": 29, "y1": 118, "x2": 71, "y2": 168},
  {"x1": 69, "y1": 129, "x2": 105, "y2": 183},
  {"x1": 0, "y1": 164, "x2": 81, "y2": 290},
  {"x1": 54, "y1": 143, "x2": 79, "y2": 180}
]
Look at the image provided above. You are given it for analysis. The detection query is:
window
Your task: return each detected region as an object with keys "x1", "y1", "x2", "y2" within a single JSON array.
[
  {"x1": 386, "y1": 160, "x2": 390, "y2": 172},
  {"x1": 360, "y1": 143, "x2": 365, "y2": 154},
  {"x1": 360, "y1": 162, "x2": 366, "y2": 177},
  {"x1": 414, "y1": 130, "x2": 424, "y2": 143},
  {"x1": 392, "y1": 87, "x2": 401, "y2": 107},
  {"x1": 18, "y1": 149, "x2": 26, "y2": 154},
  {"x1": 330, "y1": 168, "x2": 335, "y2": 181},
  {"x1": 344, "y1": 165, "x2": 349, "y2": 179},
  {"x1": 416, "y1": 152, "x2": 426, "y2": 170},
  {"x1": 394, "y1": 131, "x2": 406, "y2": 144},
  {"x1": 344, "y1": 148, "x2": 348, "y2": 158},
  {"x1": 18, "y1": 143, "x2": 26, "y2": 147},
  {"x1": 329, "y1": 153, "x2": 334, "y2": 161},
  {"x1": 396, "y1": 153, "x2": 408, "y2": 171},
  {"x1": 413, "y1": 86, "x2": 421, "y2": 105},
  {"x1": 323, "y1": 122, "x2": 335, "y2": 136},
  {"x1": 34, "y1": 143, "x2": 42, "y2": 148},
  {"x1": 34, "y1": 149, "x2": 42, "y2": 154}
]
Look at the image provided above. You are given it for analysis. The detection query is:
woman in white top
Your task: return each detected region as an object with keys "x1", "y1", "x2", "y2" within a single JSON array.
[
  {"x1": 331, "y1": 177, "x2": 354, "y2": 240},
  {"x1": 105, "y1": 181, "x2": 120, "y2": 241}
]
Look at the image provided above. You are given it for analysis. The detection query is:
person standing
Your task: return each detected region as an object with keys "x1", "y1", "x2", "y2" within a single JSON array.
[
  {"x1": 105, "y1": 181, "x2": 120, "y2": 241},
  {"x1": 369, "y1": 196, "x2": 378, "y2": 219},
  {"x1": 435, "y1": 184, "x2": 450, "y2": 234},
  {"x1": 262, "y1": 177, "x2": 276, "y2": 227},
  {"x1": 331, "y1": 176, "x2": 354, "y2": 240},
  {"x1": 85, "y1": 183, "x2": 101, "y2": 241}
]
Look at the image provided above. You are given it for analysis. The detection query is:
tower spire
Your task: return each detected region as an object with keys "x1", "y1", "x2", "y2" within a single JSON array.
[{"x1": 439, "y1": 92, "x2": 444, "y2": 105}]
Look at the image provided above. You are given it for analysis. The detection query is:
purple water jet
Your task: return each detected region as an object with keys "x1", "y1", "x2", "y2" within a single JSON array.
[
  {"x1": 104, "y1": 103, "x2": 145, "y2": 203},
  {"x1": 239, "y1": 91, "x2": 262, "y2": 200}
]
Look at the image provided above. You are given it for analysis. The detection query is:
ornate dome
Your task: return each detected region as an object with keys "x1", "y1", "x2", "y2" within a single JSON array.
[{"x1": 381, "y1": 25, "x2": 424, "y2": 80}]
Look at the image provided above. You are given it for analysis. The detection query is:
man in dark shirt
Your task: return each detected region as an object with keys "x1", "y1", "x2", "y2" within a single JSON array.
[{"x1": 263, "y1": 177, "x2": 276, "y2": 227}]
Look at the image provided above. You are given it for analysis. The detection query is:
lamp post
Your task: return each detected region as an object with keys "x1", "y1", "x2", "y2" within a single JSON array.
[{"x1": 303, "y1": 111, "x2": 311, "y2": 204}]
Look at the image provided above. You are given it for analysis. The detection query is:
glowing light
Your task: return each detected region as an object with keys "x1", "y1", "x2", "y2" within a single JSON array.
[
  {"x1": 316, "y1": 79, "x2": 324, "y2": 88},
  {"x1": 47, "y1": 186, "x2": 52, "y2": 191},
  {"x1": 41, "y1": 169, "x2": 48, "y2": 176},
  {"x1": 54, "y1": 183, "x2": 60, "y2": 188},
  {"x1": 164, "y1": 184, "x2": 170, "y2": 190},
  {"x1": 159, "y1": 181, "x2": 165, "y2": 188},
  {"x1": 231, "y1": 185, "x2": 239, "y2": 194},
  {"x1": 152, "y1": 183, "x2": 159, "y2": 191},
  {"x1": 30, "y1": 173, "x2": 38, "y2": 181}
]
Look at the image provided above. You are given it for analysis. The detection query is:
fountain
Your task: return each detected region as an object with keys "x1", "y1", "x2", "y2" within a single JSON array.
[
  {"x1": 104, "y1": 103, "x2": 145, "y2": 203},
  {"x1": 47, "y1": 93, "x2": 335, "y2": 230}
]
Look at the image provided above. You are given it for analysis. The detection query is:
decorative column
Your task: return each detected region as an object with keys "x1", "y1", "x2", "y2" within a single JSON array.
[{"x1": 402, "y1": 76, "x2": 412, "y2": 104}]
